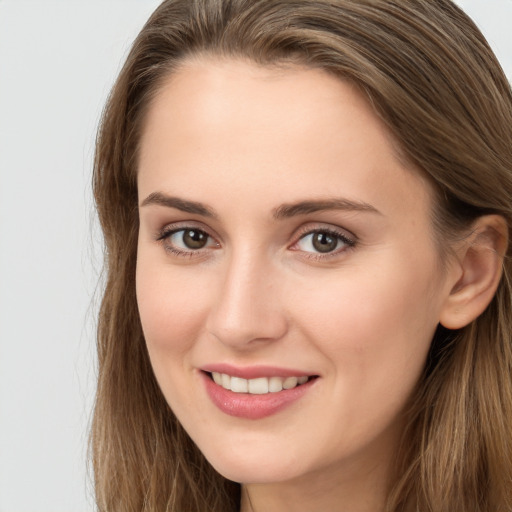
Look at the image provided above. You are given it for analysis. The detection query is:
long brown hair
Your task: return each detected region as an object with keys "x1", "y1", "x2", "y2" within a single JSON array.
[{"x1": 91, "y1": 1, "x2": 512, "y2": 510}]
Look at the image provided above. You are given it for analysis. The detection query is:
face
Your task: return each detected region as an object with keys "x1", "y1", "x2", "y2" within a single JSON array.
[{"x1": 136, "y1": 58, "x2": 454, "y2": 488}]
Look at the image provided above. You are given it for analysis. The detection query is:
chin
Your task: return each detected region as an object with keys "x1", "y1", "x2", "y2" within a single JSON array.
[
  {"x1": 213, "y1": 462, "x2": 300, "y2": 485},
  {"x1": 200, "y1": 443, "x2": 306, "y2": 485}
]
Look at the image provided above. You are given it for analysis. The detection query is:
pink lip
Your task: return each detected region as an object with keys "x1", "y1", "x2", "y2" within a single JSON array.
[
  {"x1": 200, "y1": 370, "x2": 317, "y2": 420},
  {"x1": 201, "y1": 363, "x2": 314, "y2": 379}
]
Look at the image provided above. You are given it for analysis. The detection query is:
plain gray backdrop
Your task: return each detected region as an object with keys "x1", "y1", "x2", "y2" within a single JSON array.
[{"x1": 0, "y1": 1, "x2": 510, "y2": 511}]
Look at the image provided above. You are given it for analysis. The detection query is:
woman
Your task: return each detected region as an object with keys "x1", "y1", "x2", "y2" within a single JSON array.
[{"x1": 91, "y1": 1, "x2": 512, "y2": 510}]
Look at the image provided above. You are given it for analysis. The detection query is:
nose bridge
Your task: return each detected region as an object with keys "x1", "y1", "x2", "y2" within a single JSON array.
[{"x1": 206, "y1": 246, "x2": 287, "y2": 348}]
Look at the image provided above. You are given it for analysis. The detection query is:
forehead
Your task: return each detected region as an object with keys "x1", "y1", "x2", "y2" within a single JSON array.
[
  {"x1": 139, "y1": 57, "x2": 398, "y2": 164},
  {"x1": 137, "y1": 57, "x2": 432, "y2": 222}
]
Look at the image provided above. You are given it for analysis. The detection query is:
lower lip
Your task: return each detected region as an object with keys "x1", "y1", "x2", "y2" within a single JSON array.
[{"x1": 201, "y1": 372, "x2": 316, "y2": 420}]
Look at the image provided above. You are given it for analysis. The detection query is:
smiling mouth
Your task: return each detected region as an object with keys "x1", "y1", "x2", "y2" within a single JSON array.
[{"x1": 207, "y1": 372, "x2": 316, "y2": 394}]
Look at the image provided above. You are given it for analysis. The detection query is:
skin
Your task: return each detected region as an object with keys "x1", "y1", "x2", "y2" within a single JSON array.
[{"x1": 135, "y1": 58, "x2": 464, "y2": 512}]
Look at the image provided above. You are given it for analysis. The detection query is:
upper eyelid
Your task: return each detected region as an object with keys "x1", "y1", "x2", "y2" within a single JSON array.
[
  {"x1": 292, "y1": 222, "x2": 357, "y2": 242},
  {"x1": 156, "y1": 221, "x2": 219, "y2": 240}
]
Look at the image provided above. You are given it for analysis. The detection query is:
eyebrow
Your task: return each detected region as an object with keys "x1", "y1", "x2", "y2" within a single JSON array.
[
  {"x1": 272, "y1": 198, "x2": 381, "y2": 219},
  {"x1": 140, "y1": 192, "x2": 217, "y2": 218},
  {"x1": 140, "y1": 192, "x2": 380, "y2": 219}
]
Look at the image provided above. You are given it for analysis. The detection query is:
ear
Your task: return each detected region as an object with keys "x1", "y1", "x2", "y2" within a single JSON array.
[{"x1": 440, "y1": 215, "x2": 508, "y2": 330}]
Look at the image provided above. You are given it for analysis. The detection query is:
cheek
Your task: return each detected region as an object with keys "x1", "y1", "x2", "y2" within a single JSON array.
[
  {"x1": 287, "y1": 264, "x2": 441, "y2": 446},
  {"x1": 290, "y1": 256, "x2": 442, "y2": 385},
  {"x1": 295, "y1": 267, "x2": 437, "y2": 340},
  {"x1": 136, "y1": 257, "x2": 211, "y2": 358}
]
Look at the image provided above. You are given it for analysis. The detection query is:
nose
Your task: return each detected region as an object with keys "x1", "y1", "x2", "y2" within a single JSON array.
[{"x1": 206, "y1": 251, "x2": 288, "y2": 349}]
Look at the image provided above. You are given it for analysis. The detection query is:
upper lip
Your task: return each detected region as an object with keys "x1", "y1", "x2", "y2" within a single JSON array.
[{"x1": 200, "y1": 363, "x2": 316, "y2": 380}]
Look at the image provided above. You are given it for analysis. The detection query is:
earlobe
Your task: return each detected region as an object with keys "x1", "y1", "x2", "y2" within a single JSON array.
[{"x1": 439, "y1": 215, "x2": 508, "y2": 330}]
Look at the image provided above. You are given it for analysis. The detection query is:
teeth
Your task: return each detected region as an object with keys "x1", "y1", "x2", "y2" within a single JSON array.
[
  {"x1": 221, "y1": 373, "x2": 230, "y2": 389},
  {"x1": 248, "y1": 377, "x2": 268, "y2": 394},
  {"x1": 282, "y1": 376, "x2": 298, "y2": 389},
  {"x1": 268, "y1": 376, "x2": 283, "y2": 393},
  {"x1": 230, "y1": 377, "x2": 248, "y2": 393},
  {"x1": 210, "y1": 372, "x2": 311, "y2": 394}
]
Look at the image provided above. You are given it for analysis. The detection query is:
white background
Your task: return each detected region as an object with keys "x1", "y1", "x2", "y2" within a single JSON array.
[{"x1": 0, "y1": 1, "x2": 510, "y2": 511}]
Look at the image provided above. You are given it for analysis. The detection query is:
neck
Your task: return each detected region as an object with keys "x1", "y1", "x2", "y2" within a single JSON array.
[{"x1": 240, "y1": 454, "x2": 392, "y2": 512}]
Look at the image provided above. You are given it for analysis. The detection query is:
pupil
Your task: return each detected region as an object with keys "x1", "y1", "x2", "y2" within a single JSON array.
[
  {"x1": 312, "y1": 232, "x2": 337, "y2": 253},
  {"x1": 183, "y1": 229, "x2": 207, "y2": 249}
]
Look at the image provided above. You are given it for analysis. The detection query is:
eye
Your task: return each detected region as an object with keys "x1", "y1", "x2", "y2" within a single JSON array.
[
  {"x1": 170, "y1": 229, "x2": 210, "y2": 249},
  {"x1": 293, "y1": 229, "x2": 355, "y2": 256},
  {"x1": 157, "y1": 227, "x2": 219, "y2": 255}
]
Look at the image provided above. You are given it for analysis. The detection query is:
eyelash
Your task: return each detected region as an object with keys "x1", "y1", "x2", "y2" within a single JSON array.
[
  {"x1": 156, "y1": 225, "x2": 218, "y2": 258},
  {"x1": 156, "y1": 224, "x2": 356, "y2": 260},
  {"x1": 290, "y1": 227, "x2": 356, "y2": 261}
]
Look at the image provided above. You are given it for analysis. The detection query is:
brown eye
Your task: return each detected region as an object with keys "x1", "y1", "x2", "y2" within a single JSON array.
[
  {"x1": 182, "y1": 229, "x2": 209, "y2": 249},
  {"x1": 312, "y1": 232, "x2": 338, "y2": 253},
  {"x1": 294, "y1": 229, "x2": 355, "y2": 256},
  {"x1": 162, "y1": 228, "x2": 216, "y2": 253}
]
